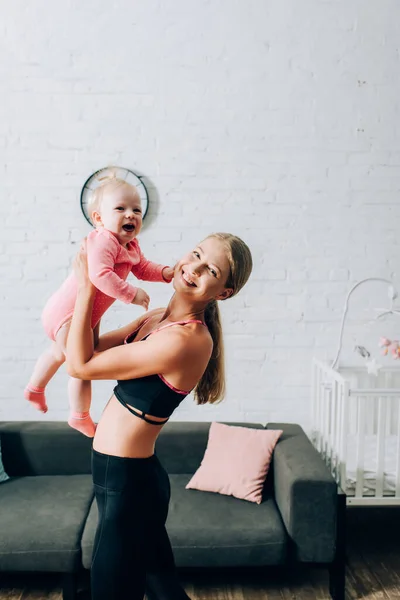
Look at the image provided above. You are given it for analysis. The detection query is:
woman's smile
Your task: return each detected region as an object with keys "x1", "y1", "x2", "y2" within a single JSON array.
[{"x1": 181, "y1": 270, "x2": 197, "y2": 287}]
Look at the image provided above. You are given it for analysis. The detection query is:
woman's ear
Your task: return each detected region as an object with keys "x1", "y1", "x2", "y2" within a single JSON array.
[{"x1": 216, "y1": 288, "x2": 233, "y2": 301}]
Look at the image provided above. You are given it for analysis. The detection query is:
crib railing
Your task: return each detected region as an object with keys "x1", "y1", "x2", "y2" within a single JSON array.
[{"x1": 312, "y1": 359, "x2": 400, "y2": 506}]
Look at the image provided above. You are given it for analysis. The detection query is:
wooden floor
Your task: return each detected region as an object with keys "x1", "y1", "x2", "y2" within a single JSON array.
[{"x1": 1, "y1": 507, "x2": 400, "y2": 599}]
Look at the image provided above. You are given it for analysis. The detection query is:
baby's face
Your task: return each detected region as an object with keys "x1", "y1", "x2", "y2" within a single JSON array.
[{"x1": 95, "y1": 184, "x2": 143, "y2": 245}]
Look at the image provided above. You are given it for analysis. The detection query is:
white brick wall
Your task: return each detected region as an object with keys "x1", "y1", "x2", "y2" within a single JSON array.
[{"x1": 1, "y1": 0, "x2": 399, "y2": 430}]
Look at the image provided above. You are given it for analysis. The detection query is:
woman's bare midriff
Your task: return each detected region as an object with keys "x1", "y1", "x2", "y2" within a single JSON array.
[{"x1": 92, "y1": 394, "x2": 166, "y2": 458}]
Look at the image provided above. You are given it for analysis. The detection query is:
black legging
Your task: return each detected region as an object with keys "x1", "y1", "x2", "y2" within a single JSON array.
[{"x1": 91, "y1": 448, "x2": 191, "y2": 600}]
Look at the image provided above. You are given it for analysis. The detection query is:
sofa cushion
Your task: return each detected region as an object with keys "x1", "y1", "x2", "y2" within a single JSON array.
[
  {"x1": 81, "y1": 474, "x2": 287, "y2": 569},
  {"x1": 0, "y1": 474, "x2": 94, "y2": 572}
]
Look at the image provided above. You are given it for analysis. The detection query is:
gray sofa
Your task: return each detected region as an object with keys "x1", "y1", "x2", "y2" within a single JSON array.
[{"x1": 0, "y1": 421, "x2": 345, "y2": 600}]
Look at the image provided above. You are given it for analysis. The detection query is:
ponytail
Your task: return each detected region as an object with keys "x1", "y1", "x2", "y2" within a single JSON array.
[
  {"x1": 194, "y1": 299, "x2": 225, "y2": 405},
  {"x1": 193, "y1": 233, "x2": 253, "y2": 406}
]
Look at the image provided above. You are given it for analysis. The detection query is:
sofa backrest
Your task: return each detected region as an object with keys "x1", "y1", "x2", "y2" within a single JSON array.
[
  {"x1": 0, "y1": 420, "x2": 265, "y2": 477},
  {"x1": 0, "y1": 421, "x2": 92, "y2": 476},
  {"x1": 155, "y1": 421, "x2": 265, "y2": 474}
]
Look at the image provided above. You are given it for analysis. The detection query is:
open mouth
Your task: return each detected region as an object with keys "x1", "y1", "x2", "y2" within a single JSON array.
[
  {"x1": 122, "y1": 224, "x2": 135, "y2": 232},
  {"x1": 182, "y1": 270, "x2": 197, "y2": 287}
]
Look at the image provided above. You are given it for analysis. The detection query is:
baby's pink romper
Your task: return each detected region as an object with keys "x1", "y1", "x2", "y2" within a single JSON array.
[{"x1": 41, "y1": 228, "x2": 170, "y2": 341}]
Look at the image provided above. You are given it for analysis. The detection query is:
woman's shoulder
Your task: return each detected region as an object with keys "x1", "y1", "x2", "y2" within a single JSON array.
[{"x1": 155, "y1": 319, "x2": 213, "y2": 362}]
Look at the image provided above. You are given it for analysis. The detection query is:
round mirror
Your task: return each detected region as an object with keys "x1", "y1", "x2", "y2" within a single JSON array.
[{"x1": 80, "y1": 166, "x2": 149, "y2": 226}]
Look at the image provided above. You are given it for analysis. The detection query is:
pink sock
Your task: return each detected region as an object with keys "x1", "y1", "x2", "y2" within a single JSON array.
[
  {"x1": 68, "y1": 411, "x2": 97, "y2": 438},
  {"x1": 24, "y1": 385, "x2": 48, "y2": 413}
]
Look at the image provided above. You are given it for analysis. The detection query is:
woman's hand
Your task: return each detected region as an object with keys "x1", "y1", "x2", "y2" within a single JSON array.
[{"x1": 74, "y1": 239, "x2": 95, "y2": 293}]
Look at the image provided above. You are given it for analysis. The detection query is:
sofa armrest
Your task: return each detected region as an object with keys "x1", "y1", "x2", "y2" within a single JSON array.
[
  {"x1": 0, "y1": 421, "x2": 92, "y2": 476},
  {"x1": 267, "y1": 423, "x2": 338, "y2": 564}
]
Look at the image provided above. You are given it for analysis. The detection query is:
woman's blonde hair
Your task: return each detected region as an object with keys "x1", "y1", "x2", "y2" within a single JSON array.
[
  {"x1": 88, "y1": 169, "x2": 137, "y2": 224},
  {"x1": 194, "y1": 233, "x2": 253, "y2": 406}
]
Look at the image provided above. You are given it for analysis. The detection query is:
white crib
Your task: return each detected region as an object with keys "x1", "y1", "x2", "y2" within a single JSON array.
[{"x1": 312, "y1": 359, "x2": 400, "y2": 505}]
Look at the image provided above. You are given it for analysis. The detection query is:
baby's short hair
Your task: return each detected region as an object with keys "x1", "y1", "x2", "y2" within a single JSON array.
[{"x1": 88, "y1": 170, "x2": 135, "y2": 223}]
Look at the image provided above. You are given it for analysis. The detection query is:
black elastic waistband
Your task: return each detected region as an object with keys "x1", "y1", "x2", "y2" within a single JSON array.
[
  {"x1": 92, "y1": 447, "x2": 156, "y2": 462},
  {"x1": 91, "y1": 448, "x2": 160, "y2": 489}
]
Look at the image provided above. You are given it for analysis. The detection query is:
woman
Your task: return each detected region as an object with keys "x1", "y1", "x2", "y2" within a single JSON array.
[{"x1": 66, "y1": 232, "x2": 253, "y2": 600}]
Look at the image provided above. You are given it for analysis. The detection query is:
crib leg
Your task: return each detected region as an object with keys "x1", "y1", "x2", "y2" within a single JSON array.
[{"x1": 329, "y1": 489, "x2": 346, "y2": 600}]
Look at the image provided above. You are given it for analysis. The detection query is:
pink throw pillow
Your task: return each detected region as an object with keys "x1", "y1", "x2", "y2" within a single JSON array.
[{"x1": 186, "y1": 422, "x2": 283, "y2": 504}]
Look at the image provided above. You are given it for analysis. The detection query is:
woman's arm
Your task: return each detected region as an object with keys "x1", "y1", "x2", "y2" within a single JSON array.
[
  {"x1": 66, "y1": 245, "x2": 97, "y2": 375},
  {"x1": 67, "y1": 326, "x2": 207, "y2": 381}
]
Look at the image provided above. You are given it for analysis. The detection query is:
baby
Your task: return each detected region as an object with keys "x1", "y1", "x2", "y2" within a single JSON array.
[{"x1": 24, "y1": 174, "x2": 174, "y2": 437}]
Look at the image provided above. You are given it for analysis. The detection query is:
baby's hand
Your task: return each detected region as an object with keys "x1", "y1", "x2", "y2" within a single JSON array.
[
  {"x1": 132, "y1": 288, "x2": 150, "y2": 311},
  {"x1": 162, "y1": 266, "x2": 175, "y2": 282}
]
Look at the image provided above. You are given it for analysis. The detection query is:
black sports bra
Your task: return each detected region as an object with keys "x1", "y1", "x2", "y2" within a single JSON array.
[{"x1": 113, "y1": 318, "x2": 207, "y2": 425}]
